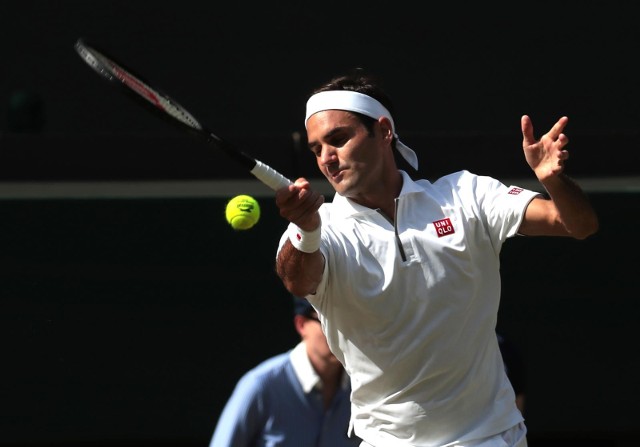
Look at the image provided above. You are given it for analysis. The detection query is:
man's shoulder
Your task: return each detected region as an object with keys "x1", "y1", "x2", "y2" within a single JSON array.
[
  {"x1": 241, "y1": 351, "x2": 293, "y2": 383},
  {"x1": 408, "y1": 170, "x2": 478, "y2": 195},
  {"x1": 429, "y1": 170, "x2": 505, "y2": 194},
  {"x1": 229, "y1": 351, "x2": 295, "y2": 400},
  {"x1": 431, "y1": 169, "x2": 477, "y2": 185}
]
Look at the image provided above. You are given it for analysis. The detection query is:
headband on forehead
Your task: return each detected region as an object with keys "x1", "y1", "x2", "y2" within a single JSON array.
[{"x1": 304, "y1": 90, "x2": 419, "y2": 170}]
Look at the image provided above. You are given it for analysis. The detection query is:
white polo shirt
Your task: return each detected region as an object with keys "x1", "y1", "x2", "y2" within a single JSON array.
[{"x1": 278, "y1": 170, "x2": 539, "y2": 447}]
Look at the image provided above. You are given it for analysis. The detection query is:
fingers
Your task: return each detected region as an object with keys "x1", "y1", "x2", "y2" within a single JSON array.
[
  {"x1": 275, "y1": 177, "x2": 324, "y2": 228},
  {"x1": 522, "y1": 115, "x2": 569, "y2": 147},
  {"x1": 275, "y1": 178, "x2": 310, "y2": 203},
  {"x1": 556, "y1": 132, "x2": 570, "y2": 150},
  {"x1": 521, "y1": 115, "x2": 535, "y2": 147},
  {"x1": 288, "y1": 192, "x2": 324, "y2": 224},
  {"x1": 545, "y1": 116, "x2": 569, "y2": 141}
]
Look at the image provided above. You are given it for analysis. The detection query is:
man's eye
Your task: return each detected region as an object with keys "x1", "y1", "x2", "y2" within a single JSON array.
[{"x1": 330, "y1": 137, "x2": 348, "y2": 148}]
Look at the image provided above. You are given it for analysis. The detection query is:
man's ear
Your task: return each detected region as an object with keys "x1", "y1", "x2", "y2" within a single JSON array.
[
  {"x1": 378, "y1": 117, "x2": 393, "y2": 140},
  {"x1": 293, "y1": 315, "x2": 306, "y2": 335}
]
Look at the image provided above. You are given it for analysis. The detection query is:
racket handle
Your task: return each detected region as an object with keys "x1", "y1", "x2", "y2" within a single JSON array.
[{"x1": 251, "y1": 159, "x2": 293, "y2": 191}]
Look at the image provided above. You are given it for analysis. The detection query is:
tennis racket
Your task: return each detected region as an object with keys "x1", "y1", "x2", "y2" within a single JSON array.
[{"x1": 74, "y1": 38, "x2": 292, "y2": 191}]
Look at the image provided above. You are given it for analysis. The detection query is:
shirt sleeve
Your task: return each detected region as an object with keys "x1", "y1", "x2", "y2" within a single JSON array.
[{"x1": 472, "y1": 174, "x2": 541, "y2": 241}]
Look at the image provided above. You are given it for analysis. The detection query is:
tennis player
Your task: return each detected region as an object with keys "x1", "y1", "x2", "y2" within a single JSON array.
[{"x1": 274, "y1": 71, "x2": 598, "y2": 447}]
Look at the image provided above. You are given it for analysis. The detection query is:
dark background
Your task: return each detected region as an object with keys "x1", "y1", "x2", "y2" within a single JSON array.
[{"x1": 1, "y1": 1, "x2": 639, "y2": 446}]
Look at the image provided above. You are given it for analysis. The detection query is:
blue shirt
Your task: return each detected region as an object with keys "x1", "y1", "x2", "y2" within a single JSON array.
[{"x1": 209, "y1": 342, "x2": 360, "y2": 447}]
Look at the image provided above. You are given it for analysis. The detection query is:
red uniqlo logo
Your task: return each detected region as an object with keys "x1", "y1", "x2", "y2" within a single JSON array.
[
  {"x1": 508, "y1": 187, "x2": 523, "y2": 195},
  {"x1": 433, "y1": 217, "x2": 454, "y2": 238}
]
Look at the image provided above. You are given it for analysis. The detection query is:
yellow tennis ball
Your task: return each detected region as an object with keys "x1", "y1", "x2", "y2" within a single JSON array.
[{"x1": 225, "y1": 195, "x2": 260, "y2": 230}]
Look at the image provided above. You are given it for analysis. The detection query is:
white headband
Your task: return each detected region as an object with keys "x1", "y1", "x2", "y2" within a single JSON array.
[{"x1": 305, "y1": 90, "x2": 419, "y2": 170}]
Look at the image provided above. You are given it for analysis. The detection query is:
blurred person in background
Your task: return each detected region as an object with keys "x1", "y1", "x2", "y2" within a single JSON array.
[{"x1": 209, "y1": 295, "x2": 360, "y2": 447}]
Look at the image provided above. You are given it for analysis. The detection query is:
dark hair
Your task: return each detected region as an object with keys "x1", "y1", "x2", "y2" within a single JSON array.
[
  {"x1": 310, "y1": 69, "x2": 396, "y2": 139},
  {"x1": 311, "y1": 69, "x2": 395, "y2": 115},
  {"x1": 292, "y1": 295, "x2": 315, "y2": 317}
]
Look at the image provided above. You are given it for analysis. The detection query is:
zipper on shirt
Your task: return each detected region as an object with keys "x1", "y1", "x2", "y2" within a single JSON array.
[
  {"x1": 376, "y1": 198, "x2": 407, "y2": 262},
  {"x1": 393, "y1": 197, "x2": 407, "y2": 262}
]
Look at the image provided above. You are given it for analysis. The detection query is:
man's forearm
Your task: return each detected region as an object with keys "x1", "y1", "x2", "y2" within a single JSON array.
[
  {"x1": 276, "y1": 240, "x2": 325, "y2": 297},
  {"x1": 540, "y1": 173, "x2": 599, "y2": 239}
]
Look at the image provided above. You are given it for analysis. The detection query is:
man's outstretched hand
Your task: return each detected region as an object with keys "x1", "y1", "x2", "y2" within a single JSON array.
[{"x1": 521, "y1": 115, "x2": 570, "y2": 180}]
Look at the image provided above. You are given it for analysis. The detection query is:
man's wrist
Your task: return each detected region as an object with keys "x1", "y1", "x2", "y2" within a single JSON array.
[{"x1": 288, "y1": 223, "x2": 321, "y2": 253}]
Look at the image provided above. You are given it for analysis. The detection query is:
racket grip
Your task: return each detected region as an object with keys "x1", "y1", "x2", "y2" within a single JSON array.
[{"x1": 251, "y1": 159, "x2": 293, "y2": 191}]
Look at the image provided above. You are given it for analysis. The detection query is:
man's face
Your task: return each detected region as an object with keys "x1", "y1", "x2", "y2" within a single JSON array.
[
  {"x1": 306, "y1": 110, "x2": 386, "y2": 198},
  {"x1": 300, "y1": 312, "x2": 340, "y2": 365}
]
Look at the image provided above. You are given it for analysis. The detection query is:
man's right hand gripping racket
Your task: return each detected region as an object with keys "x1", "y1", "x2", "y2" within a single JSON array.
[{"x1": 74, "y1": 38, "x2": 292, "y2": 191}]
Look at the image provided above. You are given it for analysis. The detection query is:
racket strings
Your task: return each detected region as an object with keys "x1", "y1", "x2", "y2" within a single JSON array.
[
  {"x1": 110, "y1": 65, "x2": 203, "y2": 131},
  {"x1": 75, "y1": 39, "x2": 291, "y2": 191},
  {"x1": 82, "y1": 43, "x2": 203, "y2": 131}
]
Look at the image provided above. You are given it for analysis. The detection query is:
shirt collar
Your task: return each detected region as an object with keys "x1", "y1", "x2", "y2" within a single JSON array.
[
  {"x1": 290, "y1": 341, "x2": 321, "y2": 393},
  {"x1": 290, "y1": 341, "x2": 350, "y2": 393},
  {"x1": 331, "y1": 170, "x2": 425, "y2": 218}
]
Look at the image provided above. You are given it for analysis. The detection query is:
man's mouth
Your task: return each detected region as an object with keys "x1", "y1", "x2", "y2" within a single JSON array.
[{"x1": 327, "y1": 167, "x2": 343, "y2": 181}]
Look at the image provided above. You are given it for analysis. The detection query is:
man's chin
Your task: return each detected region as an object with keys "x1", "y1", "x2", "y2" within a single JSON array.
[
  {"x1": 329, "y1": 178, "x2": 347, "y2": 194},
  {"x1": 327, "y1": 172, "x2": 355, "y2": 196}
]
